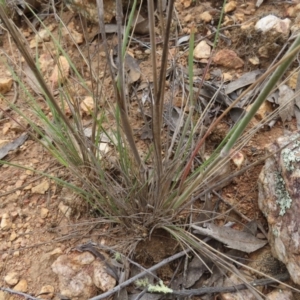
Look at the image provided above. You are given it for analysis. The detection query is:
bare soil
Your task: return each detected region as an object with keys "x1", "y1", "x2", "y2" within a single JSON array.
[{"x1": 0, "y1": 0, "x2": 298, "y2": 299}]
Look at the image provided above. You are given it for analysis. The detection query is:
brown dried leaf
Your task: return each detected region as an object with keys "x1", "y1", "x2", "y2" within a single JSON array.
[
  {"x1": 192, "y1": 223, "x2": 267, "y2": 253},
  {"x1": 131, "y1": 11, "x2": 149, "y2": 35},
  {"x1": 0, "y1": 133, "x2": 28, "y2": 159},
  {"x1": 225, "y1": 70, "x2": 263, "y2": 95},
  {"x1": 125, "y1": 53, "x2": 141, "y2": 85},
  {"x1": 184, "y1": 256, "x2": 213, "y2": 288},
  {"x1": 278, "y1": 84, "x2": 295, "y2": 122}
]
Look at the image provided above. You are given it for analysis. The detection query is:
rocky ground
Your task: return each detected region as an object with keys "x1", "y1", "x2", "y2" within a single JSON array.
[{"x1": 0, "y1": 0, "x2": 300, "y2": 299}]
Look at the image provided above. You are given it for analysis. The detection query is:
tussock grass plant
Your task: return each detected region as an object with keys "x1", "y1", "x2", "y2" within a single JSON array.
[{"x1": 1, "y1": 0, "x2": 300, "y2": 297}]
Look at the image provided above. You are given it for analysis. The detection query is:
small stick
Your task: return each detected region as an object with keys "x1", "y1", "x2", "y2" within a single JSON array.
[
  {"x1": 171, "y1": 272, "x2": 290, "y2": 297},
  {"x1": 89, "y1": 249, "x2": 190, "y2": 300},
  {"x1": 90, "y1": 222, "x2": 273, "y2": 300},
  {"x1": 0, "y1": 287, "x2": 42, "y2": 300},
  {"x1": 89, "y1": 263, "x2": 290, "y2": 299},
  {"x1": 79, "y1": 242, "x2": 161, "y2": 281}
]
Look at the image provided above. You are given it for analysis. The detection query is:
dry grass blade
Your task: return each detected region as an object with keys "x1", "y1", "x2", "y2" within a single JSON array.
[
  {"x1": 1, "y1": 1, "x2": 300, "y2": 298},
  {"x1": 180, "y1": 43, "x2": 300, "y2": 188},
  {"x1": 157, "y1": 0, "x2": 175, "y2": 142},
  {"x1": 0, "y1": 5, "x2": 90, "y2": 165},
  {"x1": 96, "y1": 0, "x2": 143, "y2": 170},
  {"x1": 147, "y1": 0, "x2": 162, "y2": 179}
]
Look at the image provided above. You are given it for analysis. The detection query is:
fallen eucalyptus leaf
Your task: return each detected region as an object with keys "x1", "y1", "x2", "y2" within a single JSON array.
[
  {"x1": 225, "y1": 70, "x2": 263, "y2": 95},
  {"x1": 131, "y1": 10, "x2": 149, "y2": 35},
  {"x1": 184, "y1": 255, "x2": 213, "y2": 288},
  {"x1": 140, "y1": 124, "x2": 152, "y2": 140},
  {"x1": 125, "y1": 54, "x2": 141, "y2": 84},
  {"x1": 176, "y1": 35, "x2": 190, "y2": 46},
  {"x1": 191, "y1": 82, "x2": 231, "y2": 107},
  {"x1": 0, "y1": 133, "x2": 28, "y2": 160},
  {"x1": 243, "y1": 220, "x2": 258, "y2": 236},
  {"x1": 278, "y1": 84, "x2": 295, "y2": 122},
  {"x1": 192, "y1": 223, "x2": 267, "y2": 253},
  {"x1": 163, "y1": 106, "x2": 184, "y2": 132}
]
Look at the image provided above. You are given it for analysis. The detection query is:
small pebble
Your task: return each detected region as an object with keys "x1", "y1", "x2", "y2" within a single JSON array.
[
  {"x1": 40, "y1": 208, "x2": 49, "y2": 219},
  {"x1": 14, "y1": 279, "x2": 28, "y2": 292},
  {"x1": 1, "y1": 253, "x2": 8, "y2": 260},
  {"x1": 224, "y1": 1, "x2": 237, "y2": 13},
  {"x1": 1, "y1": 213, "x2": 12, "y2": 231},
  {"x1": 4, "y1": 271, "x2": 19, "y2": 286},
  {"x1": 38, "y1": 285, "x2": 55, "y2": 299},
  {"x1": 9, "y1": 231, "x2": 17, "y2": 242},
  {"x1": 13, "y1": 251, "x2": 20, "y2": 257},
  {"x1": 199, "y1": 11, "x2": 212, "y2": 23},
  {"x1": 0, "y1": 291, "x2": 8, "y2": 300}
]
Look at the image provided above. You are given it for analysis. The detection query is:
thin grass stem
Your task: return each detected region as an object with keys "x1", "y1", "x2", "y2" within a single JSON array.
[{"x1": 221, "y1": 34, "x2": 300, "y2": 157}]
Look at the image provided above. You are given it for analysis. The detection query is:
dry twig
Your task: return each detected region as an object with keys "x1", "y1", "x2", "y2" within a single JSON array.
[{"x1": 0, "y1": 287, "x2": 42, "y2": 300}]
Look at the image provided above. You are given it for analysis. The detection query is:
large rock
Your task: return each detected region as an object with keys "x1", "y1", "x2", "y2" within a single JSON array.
[
  {"x1": 52, "y1": 251, "x2": 116, "y2": 299},
  {"x1": 258, "y1": 132, "x2": 300, "y2": 284}
]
